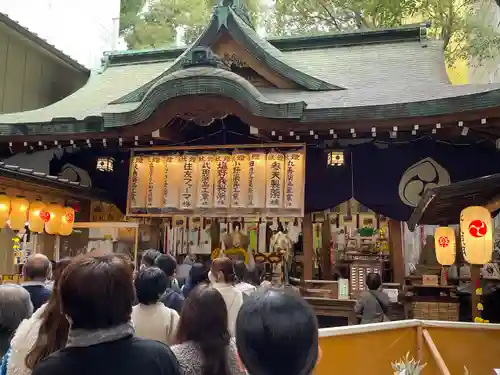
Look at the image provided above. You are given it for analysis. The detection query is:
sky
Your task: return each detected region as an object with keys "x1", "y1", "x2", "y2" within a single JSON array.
[{"x1": 0, "y1": 0, "x2": 122, "y2": 69}]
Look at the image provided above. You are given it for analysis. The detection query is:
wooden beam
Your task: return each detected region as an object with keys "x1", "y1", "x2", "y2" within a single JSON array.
[
  {"x1": 388, "y1": 220, "x2": 404, "y2": 284},
  {"x1": 416, "y1": 326, "x2": 423, "y2": 363},
  {"x1": 132, "y1": 143, "x2": 305, "y2": 152},
  {"x1": 471, "y1": 265, "x2": 481, "y2": 320},
  {"x1": 422, "y1": 329, "x2": 451, "y2": 375}
]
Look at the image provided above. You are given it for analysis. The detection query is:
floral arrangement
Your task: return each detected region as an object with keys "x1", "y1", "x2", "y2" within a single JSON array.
[{"x1": 391, "y1": 352, "x2": 426, "y2": 375}]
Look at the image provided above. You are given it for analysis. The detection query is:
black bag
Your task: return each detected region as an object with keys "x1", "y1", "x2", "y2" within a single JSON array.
[{"x1": 369, "y1": 290, "x2": 390, "y2": 322}]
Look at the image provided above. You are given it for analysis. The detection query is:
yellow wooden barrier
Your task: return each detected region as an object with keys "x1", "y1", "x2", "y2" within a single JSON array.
[{"x1": 316, "y1": 320, "x2": 500, "y2": 375}]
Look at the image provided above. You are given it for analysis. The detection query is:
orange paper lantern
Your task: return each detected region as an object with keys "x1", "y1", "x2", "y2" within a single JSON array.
[
  {"x1": 28, "y1": 201, "x2": 46, "y2": 233},
  {"x1": 434, "y1": 226, "x2": 456, "y2": 265},
  {"x1": 9, "y1": 196, "x2": 29, "y2": 231},
  {"x1": 44, "y1": 203, "x2": 63, "y2": 235},
  {"x1": 0, "y1": 194, "x2": 10, "y2": 228},
  {"x1": 460, "y1": 206, "x2": 493, "y2": 265},
  {"x1": 59, "y1": 206, "x2": 75, "y2": 236}
]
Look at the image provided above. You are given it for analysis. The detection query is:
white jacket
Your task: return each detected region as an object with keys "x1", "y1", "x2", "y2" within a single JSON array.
[
  {"x1": 131, "y1": 303, "x2": 179, "y2": 345},
  {"x1": 7, "y1": 303, "x2": 47, "y2": 375},
  {"x1": 211, "y1": 283, "x2": 243, "y2": 336}
]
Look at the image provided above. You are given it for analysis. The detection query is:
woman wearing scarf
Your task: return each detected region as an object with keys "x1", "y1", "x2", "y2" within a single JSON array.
[{"x1": 31, "y1": 255, "x2": 180, "y2": 375}]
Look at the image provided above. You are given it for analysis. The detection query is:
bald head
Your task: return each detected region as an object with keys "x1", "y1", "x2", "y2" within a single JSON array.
[{"x1": 24, "y1": 254, "x2": 51, "y2": 282}]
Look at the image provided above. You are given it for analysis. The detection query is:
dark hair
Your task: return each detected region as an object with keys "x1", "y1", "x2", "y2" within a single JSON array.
[
  {"x1": 211, "y1": 257, "x2": 235, "y2": 284},
  {"x1": 141, "y1": 250, "x2": 161, "y2": 267},
  {"x1": 60, "y1": 255, "x2": 135, "y2": 330},
  {"x1": 155, "y1": 254, "x2": 177, "y2": 278},
  {"x1": 25, "y1": 258, "x2": 72, "y2": 370},
  {"x1": 135, "y1": 267, "x2": 168, "y2": 305},
  {"x1": 24, "y1": 254, "x2": 50, "y2": 280},
  {"x1": 190, "y1": 263, "x2": 208, "y2": 286},
  {"x1": 234, "y1": 261, "x2": 249, "y2": 283},
  {"x1": 366, "y1": 273, "x2": 381, "y2": 290},
  {"x1": 236, "y1": 289, "x2": 318, "y2": 375},
  {"x1": 175, "y1": 284, "x2": 230, "y2": 375}
]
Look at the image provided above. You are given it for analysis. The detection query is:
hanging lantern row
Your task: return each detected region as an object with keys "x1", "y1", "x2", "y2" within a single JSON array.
[{"x1": 0, "y1": 195, "x2": 75, "y2": 236}]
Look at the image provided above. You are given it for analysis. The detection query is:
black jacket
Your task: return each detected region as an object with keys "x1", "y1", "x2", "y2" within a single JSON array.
[
  {"x1": 159, "y1": 289, "x2": 184, "y2": 314},
  {"x1": 22, "y1": 284, "x2": 51, "y2": 312},
  {"x1": 32, "y1": 336, "x2": 180, "y2": 375}
]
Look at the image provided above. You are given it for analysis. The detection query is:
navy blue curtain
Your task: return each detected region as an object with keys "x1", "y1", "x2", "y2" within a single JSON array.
[{"x1": 305, "y1": 140, "x2": 500, "y2": 221}]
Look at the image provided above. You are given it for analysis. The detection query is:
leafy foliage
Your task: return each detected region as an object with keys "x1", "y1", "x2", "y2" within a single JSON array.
[
  {"x1": 265, "y1": 0, "x2": 500, "y2": 66},
  {"x1": 120, "y1": 0, "x2": 263, "y2": 50},
  {"x1": 391, "y1": 352, "x2": 426, "y2": 375}
]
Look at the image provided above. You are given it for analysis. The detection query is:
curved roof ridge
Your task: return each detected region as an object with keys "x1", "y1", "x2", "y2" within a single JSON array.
[
  {"x1": 101, "y1": 66, "x2": 307, "y2": 128},
  {"x1": 110, "y1": 3, "x2": 343, "y2": 105}
]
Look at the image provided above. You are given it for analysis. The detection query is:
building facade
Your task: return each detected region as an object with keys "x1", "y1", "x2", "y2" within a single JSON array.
[
  {"x1": 0, "y1": 13, "x2": 89, "y2": 114},
  {"x1": 0, "y1": 0, "x2": 121, "y2": 69}
]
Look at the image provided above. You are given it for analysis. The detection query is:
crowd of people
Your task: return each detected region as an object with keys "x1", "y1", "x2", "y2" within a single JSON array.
[{"x1": 0, "y1": 250, "x2": 320, "y2": 375}]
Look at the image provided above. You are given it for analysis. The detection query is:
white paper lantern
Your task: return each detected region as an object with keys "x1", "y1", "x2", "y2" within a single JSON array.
[
  {"x1": 460, "y1": 206, "x2": 493, "y2": 265},
  {"x1": 434, "y1": 226, "x2": 456, "y2": 265}
]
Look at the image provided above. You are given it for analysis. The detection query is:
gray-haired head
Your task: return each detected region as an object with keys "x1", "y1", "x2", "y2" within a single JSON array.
[
  {"x1": 23, "y1": 254, "x2": 51, "y2": 282},
  {"x1": 0, "y1": 283, "x2": 33, "y2": 331}
]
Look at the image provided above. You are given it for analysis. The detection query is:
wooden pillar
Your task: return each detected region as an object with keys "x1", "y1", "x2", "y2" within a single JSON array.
[
  {"x1": 321, "y1": 214, "x2": 332, "y2": 280},
  {"x1": 470, "y1": 265, "x2": 481, "y2": 321},
  {"x1": 303, "y1": 213, "x2": 313, "y2": 280},
  {"x1": 388, "y1": 219, "x2": 404, "y2": 284}
]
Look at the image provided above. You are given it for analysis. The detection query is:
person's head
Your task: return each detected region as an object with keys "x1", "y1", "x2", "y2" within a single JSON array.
[
  {"x1": 176, "y1": 284, "x2": 230, "y2": 375},
  {"x1": 189, "y1": 262, "x2": 207, "y2": 286},
  {"x1": 25, "y1": 257, "x2": 72, "y2": 369},
  {"x1": 236, "y1": 289, "x2": 319, "y2": 375},
  {"x1": 23, "y1": 254, "x2": 51, "y2": 282},
  {"x1": 140, "y1": 249, "x2": 160, "y2": 270},
  {"x1": 234, "y1": 261, "x2": 249, "y2": 283},
  {"x1": 154, "y1": 254, "x2": 177, "y2": 278},
  {"x1": 60, "y1": 255, "x2": 135, "y2": 330},
  {"x1": 0, "y1": 284, "x2": 33, "y2": 331},
  {"x1": 209, "y1": 257, "x2": 235, "y2": 284},
  {"x1": 366, "y1": 272, "x2": 382, "y2": 291},
  {"x1": 0, "y1": 284, "x2": 33, "y2": 355},
  {"x1": 134, "y1": 267, "x2": 168, "y2": 305}
]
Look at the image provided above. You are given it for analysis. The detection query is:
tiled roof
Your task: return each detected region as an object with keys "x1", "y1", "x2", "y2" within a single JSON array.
[
  {"x1": 0, "y1": 161, "x2": 110, "y2": 201},
  {"x1": 0, "y1": 5, "x2": 497, "y2": 135},
  {"x1": 0, "y1": 12, "x2": 89, "y2": 74}
]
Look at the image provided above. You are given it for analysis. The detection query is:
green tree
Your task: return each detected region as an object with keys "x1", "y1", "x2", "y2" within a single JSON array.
[
  {"x1": 121, "y1": 0, "x2": 263, "y2": 50},
  {"x1": 265, "y1": 0, "x2": 500, "y2": 66}
]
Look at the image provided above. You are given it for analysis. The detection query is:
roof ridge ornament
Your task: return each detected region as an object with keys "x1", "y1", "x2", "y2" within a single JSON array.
[
  {"x1": 180, "y1": 46, "x2": 228, "y2": 70},
  {"x1": 217, "y1": 0, "x2": 253, "y2": 29}
]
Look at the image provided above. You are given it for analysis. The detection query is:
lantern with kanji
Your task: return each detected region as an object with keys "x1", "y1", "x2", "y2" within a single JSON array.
[
  {"x1": 0, "y1": 194, "x2": 10, "y2": 228},
  {"x1": 59, "y1": 206, "x2": 75, "y2": 236},
  {"x1": 434, "y1": 226, "x2": 456, "y2": 265},
  {"x1": 45, "y1": 203, "x2": 63, "y2": 235},
  {"x1": 28, "y1": 201, "x2": 47, "y2": 233},
  {"x1": 9, "y1": 196, "x2": 29, "y2": 231},
  {"x1": 460, "y1": 206, "x2": 493, "y2": 265}
]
